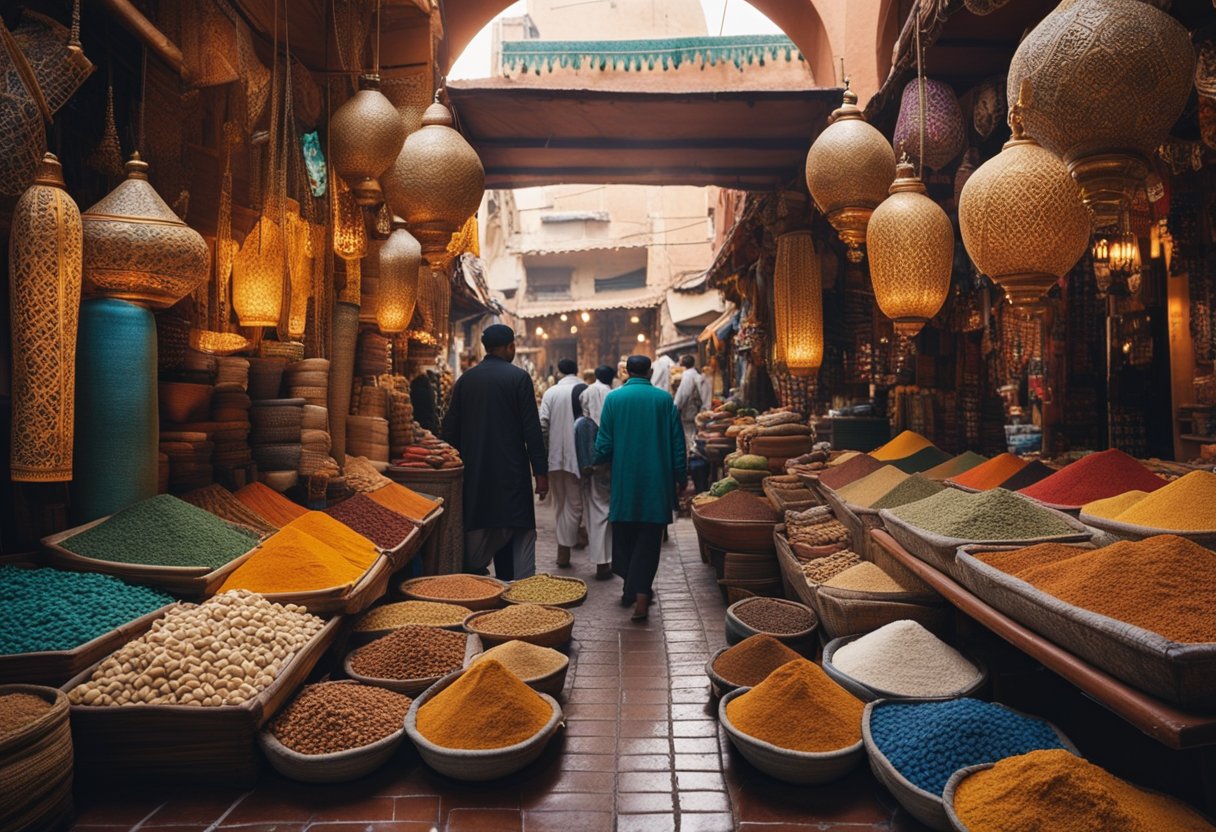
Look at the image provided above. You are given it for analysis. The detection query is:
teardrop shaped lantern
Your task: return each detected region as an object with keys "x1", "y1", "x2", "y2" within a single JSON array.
[
  {"x1": 866, "y1": 160, "x2": 954, "y2": 336},
  {"x1": 9, "y1": 153, "x2": 82, "y2": 482},
  {"x1": 81, "y1": 153, "x2": 209, "y2": 309},
  {"x1": 893, "y1": 78, "x2": 966, "y2": 172},
  {"x1": 959, "y1": 89, "x2": 1091, "y2": 306},
  {"x1": 381, "y1": 98, "x2": 485, "y2": 256},
  {"x1": 1008, "y1": 0, "x2": 1194, "y2": 229},
  {"x1": 329, "y1": 75, "x2": 407, "y2": 206},
  {"x1": 377, "y1": 215, "x2": 421, "y2": 334},
  {"x1": 772, "y1": 231, "x2": 823, "y2": 374},
  {"x1": 283, "y1": 198, "x2": 312, "y2": 340},
  {"x1": 232, "y1": 209, "x2": 285, "y2": 328},
  {"x1": 805, "y1": 87, "x2": 897, "y2": 264}
]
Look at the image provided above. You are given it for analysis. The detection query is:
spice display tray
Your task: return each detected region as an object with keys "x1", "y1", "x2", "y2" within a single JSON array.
[
  {"x1": 1077, "y1": 512, "x2": 1216, "y2": 551},
  {"x1": 815, "y1": 584, "x2": 951, "y2": 642},
  {"x1": 718, "y1": 686, "x2": 864, "y2": 784},
  {"x1": 691, "y1": 504, "x2": 778, "y2": 555},
  {"x1": 62, "y1": 616, "x2": 341, "y2": 786},
  {"x1": 501, "y1": 573, "x2": 588, "y2": 608},
  {"x1": 724, "y1": 597, "x2": 818, "y2": 655},
  {"x1": 344, "y1": 632, "x2": 483, "y2": 696},
  {"x1": 762, "y1": 479, "x2": 819, "y2": 513},
  {"x1": 820, "y1": 634, "x2": 988, "y2": 703},
  {"x1": 381, "y1": 524, "x2": 424, "y2": 571},
  {"x1": 820, "y1": 487, "x2": 871, "y2": 554},
  {"x1": 956, "y1": 545, "x2": 1216, "y2": 709},
  {"x1": 256, "y1": 553, "x2": 394, "y2": 616},
  {"x1": 399, "y1": 575, "x2": 506, "y2": 611},
  {"x1": 463, "y1": 605, "x2": 575, "y2": 650},
  {"x1": 773, "y1": 527, "x2": 825, "y2": 613},
  {"x1": 259, "y1": 718, "x2": 405, "y2": 784},
  {"x1": 863, "y1": 699, "x2": 1077, "y2": 832}
]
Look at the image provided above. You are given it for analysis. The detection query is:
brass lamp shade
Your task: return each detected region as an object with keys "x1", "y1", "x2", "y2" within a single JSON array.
[
  {"x1": 377, "y1": 216, "x2": 421, "y2": 334},
  {"x1": 805, "y1": 89, "x2": 896, "y2": 263},
  {"x1": 284, "y1": 199, "x2": 312, "y2": 340},
  {"x1": 866, "y1": 161, "x2": 953, "y2": 336},
  {"x1": 772, "y1": 231, "x2": 823, "y2": 374},
  {"x1": 893, "y1": 78, "x2": 967, "y2": 172},
  {"x1": 81, "y1": 153, "x2": 209, "y2": 309},
  {"x1": 329, "y1": 75, "x2": 407, "y2": 206},
  {"x1": 232, "y1": 213, "x2": 285, "y2": 328},
  {"x1": 1008, "y1": 0, "x2": 1194, "y2": 228}
]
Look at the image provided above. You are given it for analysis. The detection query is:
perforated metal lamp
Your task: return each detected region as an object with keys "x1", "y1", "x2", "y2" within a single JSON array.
[
  {"x1": 329, "y1": 75, "x2": 407, "y2": 206},
  {"x1": 376, "y1": 215, "x2": 421, "y2": 334},
  {"x1": 772, "y1": 231, "x2": 823, "y2": 374}
]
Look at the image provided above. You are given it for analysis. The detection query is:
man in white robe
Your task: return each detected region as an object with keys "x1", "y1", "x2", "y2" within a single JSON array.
[
  {"x1": 580, "y1": 364, "x2": 613, "y2": 425},
  {"x1": 673, "y1": 354, "x2": 709, "y2": 452},
  {"x1": 577, "y1": 365, "x2": 616, "y2": 578},
  {"x1": 538, "y1": 359, "x2": 584, "y2": 567},
  {"x1": 650, "y1": 353, "x2": 675, "y2": 394}
]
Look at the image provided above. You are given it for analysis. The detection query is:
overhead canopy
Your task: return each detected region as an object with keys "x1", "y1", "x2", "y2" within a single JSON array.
[
  {"x1": 511, "y1": 291, "x2": 665, "y2": 319},
  {"x1": 447, "y1": 81, "x2": 840, "y2": 189},
  {"x1": 667, "y1": 288, "x2": 725, "y2": 327}
]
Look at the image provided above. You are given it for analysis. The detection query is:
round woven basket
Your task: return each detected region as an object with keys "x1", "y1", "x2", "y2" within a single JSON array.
[
  {"x1": 260, "y1": 470, "x2": 300, "y2": 491},
  {"x1": 289, "y1": 357, "x2": 330, "y2": 372},
  {"x1": 300, "y1": 429, "x2": 331, "y2": 449},
  {"x1": 289, "y1": 386, "x2": 329, "y2": 406},
  {"x1": 724, "y1": 597, "x2": 818, "y2": 655},
  {"x1": 254, "y1": 443, "x2": 302, "y2": 470},
  {"x1": 404, "y1": 670, "x2": 563, "y2": 781},
  {"x1": 302, "y1": 405, "x2": 329, "y2": 431},
  {"x1": 501, "y1": 574, "x2": 588, "y2": 609},
  {"x1": 468, "y1": 650, "x2": 571, "y2": 699},
  {"x1": 260, "y1": 340, "x2": 305, "y2": 361},
  {"x1": 399, "y1": 576, "x2": 507, "y2": 611},
  {"x1": 820, "y1": 635, "x2": 988, "y2": 703},
  {"x1": 159, "y1": 382, "x2": 214, "y2": 424},
  {"x1": 718, "y1": 687, "x2": 864, "y2": 784},
  {"x1": 343, "y1": 632, "x2": 482, "y2": 696},
  {"x1": 247, "y1": 358, "x2": 288, "y2": 400},
  {"x1": 0, "y1": 684, "x2": 73, "y2": 832},
  {"x1": 258, "y1": 697, "x2": 405, "y2": 784},
  {"x1": 252, "y1": 426, "x2": 304, "y2": 445},
  {"x1": 704, "y1": 645, "x2": 745, "y2": 698},
  {"x1": 463, "y1": 606, "x2": 576, "y2": 649}
]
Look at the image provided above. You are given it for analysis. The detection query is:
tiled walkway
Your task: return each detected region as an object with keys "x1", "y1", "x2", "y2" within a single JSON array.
[{"x1": 72, "y1": 510, "x2": 927, "y2": 832}]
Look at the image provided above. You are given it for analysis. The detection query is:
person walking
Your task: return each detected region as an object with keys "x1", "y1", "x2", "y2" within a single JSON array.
[
  {"x1": 539, "y1": 358, "x2": 584, "y2": 568},
  {"x1": 580, "y1": 364, "x2": 614, "y2": 425},
  {"x1": 594, "y1": 355, "x2": 687, "y2": 620},
  {"x1": 441, "y1": 324, "x2": 548, "y2": 578},
  {"x1": 650, "y1": 352, "x2": 675, "y2": 394},
  {"x1": 574, "y1": 403, "x2": 612, "y2": 581},
  {"x1": 672, "y1": 354, "x2": 709, "y2": 452}
]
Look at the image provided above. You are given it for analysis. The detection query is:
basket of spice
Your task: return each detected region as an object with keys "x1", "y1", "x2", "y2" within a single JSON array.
[
  {"x1": 502, "y1": 573, "x2": 587, "y2": 608},
  {"x1": 0, "y1": 685, "x2": 74, "y2": 832},
  {"x1": 821, "y1": 621, "x2": 986, "y2": 703},
  {"x1": 862, "y1": 698, "x2": 1076, "y2": 831},
  {"x1": 344, "y1": 625, "x2": 482, "y2": 696},
  {"x1": 405, "y1": 659, "x2": 563, "y2": 781},
  {"x1": 463, "y1": 604, "x2": 575, "y2": 649},
  {"x1": 706, "y1": 634, "x2": 804, "y2": 698},
  {"x1": 718, "y1": 659, "x2": 865, "y2": 784},
  {"x1": 324, "y1": 493, "x2": 420, "y2": 569},
  {"x1": 468, "y1": 640, "x2": 570, "y2": 699},
  {"x1": 955, "y1": 535, "x2": 1216, "y2": 709},
  {"x1": 773, "y1": 526, "x2": 826, "y2": 609},
  {"x1": 691, "y1": 490, "x2": 782, "y2": 554},
  {"x1": 351, "y1": 600, "x2": 473, "y2": 643},
  {"x1": 1016, "y1": 448, "x2": 1169, "y2": 514},
  {"x1": 762, "y1": 476, "x2": 819, "y2": 512},
  {"x1": 815, "y1": 562, "x2": 950, "y2": 641},
  {"x1": 1078, "y1": 470, "x2": 1216, "y2": 551},
  {"x1": 399, "y1": 574, "x2": 506, "y2": 611},
  {"x1": 724, "y1": 597, "x2": 818, "y2": 655},
  {"x1": 258, "y1": 681, "x2": 411, "y2": 783}
]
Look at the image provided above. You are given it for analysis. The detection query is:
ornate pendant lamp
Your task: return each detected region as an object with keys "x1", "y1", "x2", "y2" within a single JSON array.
[
  {"x1": 284, "y1": 197, "x2": 312, "y2": 339},
  {"x1": 1008, "y1": 0, "x2": 1194, "y2": 229},
  {"x1": 893, "y1": 78, "x2": 966, "y2": 172},
  {"x1": 771, "y1": 231, "x2": 823, "y2": 374},
  {"x1": 959, "y1": 83, "x2": 1091, "y2": 306},
  {"x1": 232, "y1": 207, "x2": 286, "y2": 327},
  {"x1": 377, "y1": 215, "x2": 421, "y2": 334},
  {"x1": 805, "y1": 85, "x2": 896, "y2": 263}
]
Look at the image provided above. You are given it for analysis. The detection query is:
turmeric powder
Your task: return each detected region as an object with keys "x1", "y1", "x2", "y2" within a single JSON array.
[
  {"x1": 953, "y1": 749, "x2": 1216, "y2": 832},
  {"x1": 871, "y1": 430, "x2": 932, "y2": 461},
  {"x1": 416, "y1": 659, "x2": 552, "y2": 749},
  {"x1": 1112, "y1": 471, "x2": 1216, "y2": 530},
  {"x1": 234, "y1": 482, "x2": 308, "y2": 528},
  {"x1": 218, "y1": 512, "x2": 380, "y2": 594},
  {"x1": 724, "y1": 659, "x2": 863, "y2": 752},
  {"x1": 366, "y1": 482, "x2": 441, "y2": 522},
  {"x1": 1081, "y1": 490, "x2": 1148, "y2": 520}
]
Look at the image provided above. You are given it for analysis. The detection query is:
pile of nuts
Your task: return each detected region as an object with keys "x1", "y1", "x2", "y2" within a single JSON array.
[
  {"x1": 348, "y1": 625, "x2": 468, "y2": 680},
  {"x1": 733, "y1": 598, "x2": 815, "y2": 635},
  {"x1": 68, "y1": 590, "x2": 325, "y2": 707},
  {"x1": 501, "y1": 574, "x2": 585, "y2": 606},
  {"x1": 354, "y1": 601, "x2": 471, "y2": 631},
  {"x1": 270, "y1": 681, "x2": 411, "y2": 755},
  {"x1": 469, "y1": 605, "x2": 572, "y2": 637}
]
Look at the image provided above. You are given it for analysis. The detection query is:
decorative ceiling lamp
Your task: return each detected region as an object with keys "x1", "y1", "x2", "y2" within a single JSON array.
[
  {"x1": 959, "y1": 82, "x2": 1091, "y2": 306},
  {"x1": 332, "y1": 174, "x2": 367, "y2": 304},
  {"x1": 284, "y1": 198, "x2": 312, "y2": 340},
  {"x1": 771, "y1": 231, "x2": 823, "y2": 374},
  {"x1": 1092, "y1": 209, "x2": 1142, "y2": 296},
  {"x1": 1008, "y1": 0, "x2": 1194, "y2": 230},
  {"x1": 805, "y1": 85, "x2": 896, "y2": 263},
  {"x1": 233, "y1": 207, "x2": 286, "y2": 327},
  {"x1": 893, "y1": 78, "x2": 966, "y2": 172},
  {"x1": 328, "y1": 0, "x2": 406, "y2": 206},
  {"x1": 377, "y1": 216, "x2": 421, "y2": 334}
]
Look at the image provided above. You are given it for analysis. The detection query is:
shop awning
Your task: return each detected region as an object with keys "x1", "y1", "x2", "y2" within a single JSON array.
[
  {"x1": 698, "y1": 303, "x2": 738, "y2": 343},
  {"x1": 666, "y1": 287, "x2": 725, "y2": 327},
  {"x1": 657, "y1": 335, "x2": 699, "y2": 355},
  {"x1": 451, "y1": 253, "x2": 503, "y2": 321},
  {"x1": 511, "y1": 291, "x2": 666, "y2": 319}
]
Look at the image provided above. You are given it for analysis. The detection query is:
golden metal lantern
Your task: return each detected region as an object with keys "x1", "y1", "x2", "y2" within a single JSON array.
[
  {"x1": 81, "y1": 153, "x2": 209, "y2": 309},
  {"x1": 1008, "y1": 0, "x2": 1194, "y2": 228},
  {"x1": 329, "y1": 75, "x2": 407, "y2": 206},
  {"x1": 959, "y1": 94, "x2": 1091, "y2": 306},
  {"x1": 232, "y1": 211, "x2": 285, "y2": 328},
  {"x1": 332, "y1": 175, "x2": 367, "y2": 305},
  {"x1": 866, "y1": 160, "x2": 953, "y2": 336},
  {"x1": 284, "y1": 198, "x2": 312, "y2": 340},
  {"x1": 772, "y1": 231, "x2": 823, "y2": 374},
  {"x1": 377, "y1": 215, "x2": 421, "y2": 334},
  {"x1": 9, "y1": 153, "x2": 82, "y2": 482},
  {"x1": 805, "y1": 88, "x2": 896, "y2": 263},
  {"x1": 417, "y1": 261, "x2": 452, "y2": 347},
  {"x1": 893, "y1": 78, "x2": 967, "y2": 173}
]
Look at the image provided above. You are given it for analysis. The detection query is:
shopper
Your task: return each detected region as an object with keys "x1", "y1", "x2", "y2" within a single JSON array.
[
  {"x1": 539, "y1": 359, "x2": 585, "y2": 567},
  {"x1": 650, "y1": 352, "x2": 675, "y2": 394},
  {"x1": 441, "y1": 324, "x2": 548, "y2": 579},
  {"x1": 594, "y1": 355, "x2": 687, "y2": 620},
  {"x1": 580, "y1": 364, "x2": 614, "y2": 425},
  {"x1": 574, "y1": 393, "x2": 612, "y2": 580},
  {"x1": 673, "y1": 354, "x2": 710, "y2": 451}
]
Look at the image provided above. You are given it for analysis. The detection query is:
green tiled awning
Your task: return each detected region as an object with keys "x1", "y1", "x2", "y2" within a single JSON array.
[{"x1": 501, "y1": 35, "x2": 803, "y2": 74}]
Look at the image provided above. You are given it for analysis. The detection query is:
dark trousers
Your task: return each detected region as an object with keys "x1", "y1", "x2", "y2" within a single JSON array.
[
  {"x1": 493, "y1": 539, "x2": 515, "y2": 581},
  {"x1": 612, "y1": 521, "x2": 664, "y2": 603}
]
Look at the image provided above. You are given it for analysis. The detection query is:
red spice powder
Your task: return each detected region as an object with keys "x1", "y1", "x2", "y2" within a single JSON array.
[
  {"x1": 949, "y1": 453, "x2": 1028, "y2": 491},
  {"x1": 819, "y1": 454, "x2": 884, "y2": 490},
  {"x1": 1018, "y1": 449, "x2": 1166, "y2": 508}
]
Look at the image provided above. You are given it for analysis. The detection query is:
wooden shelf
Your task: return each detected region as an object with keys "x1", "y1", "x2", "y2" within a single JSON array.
[{"x1": 1181, "y1": 435, "x2": 1216, "y2": 444}]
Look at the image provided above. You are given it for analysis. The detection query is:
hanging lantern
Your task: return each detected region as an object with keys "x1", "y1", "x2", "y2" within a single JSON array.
[
  {"x1": 284, "y1": 198, "x2": 311, "y2": 340},
  {"x1": 332, "y1": 175, "x2": 367, "y2": 305},
  {"x1": 893, "y1": 78, "x2": 966, "y2": 172},
  {"x1": 377, "y1": 215, "x2": 421, "y2": 334},
  {"x1": 382, "y1": 98, "x2": 485, "y2": 256},
  {"x1": 1008, "y1": 0, "x2": 1194, "y2": 229},
  {"x1": 232, "y1": 210, "x2": 285, "y2": 327},
  {"x1": 329, "y1": 75, "x2": 407, "y2": 206},
  {"x1": 959, "y1": 87, "x2": 1091, "y2": 306},
  {"x1": 866, "y1": 160, "x2": 953, "y2": 335},
  {"x1": 417, "y1": 262, "x2": 452, "y2": 347},
  {"x1": 9, "y1": 153, "x2": 82, "y2": 482},
  {"x1": 972, "y1": 77, "x2": 1005, "y2": 140},
  {"x1": 771, "y1": 231, "x2": 823, "y2": 374},
  {"x1": 805, "y1": 87, "x2": 896, "y2": 263},
  {"x1": 81, "y1": 153, "x2": 209, "y2": 309},
  {"x1": 953, "y1": 148, "x2": 979, "y2": 208}
]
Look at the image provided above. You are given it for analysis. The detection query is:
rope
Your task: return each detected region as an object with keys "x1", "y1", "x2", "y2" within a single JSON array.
[{"x1": 915, "y1": 0, "x2": 926, "y2": 179}]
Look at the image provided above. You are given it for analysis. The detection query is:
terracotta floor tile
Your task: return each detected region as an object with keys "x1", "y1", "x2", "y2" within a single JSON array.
[
  {"x1": 563, "y1": 736, "x2": 617, "y2": 755},
  {"x1": 679, "y1": 792, "x2": 732, "y2": 813},
  {"x1": 522, "y1": 810, "x2": 614, "y2": 832},
  {"x1": 575, "y1": 664, "x2": 623, "y2": 676},
  {"x1": 615, "y1": 792, "x2": 676, "y2": 814},
  {"x1": 618, "y1": 738, "x2": 670, "y2": 755},
  {"x1": 71, "y1": 792, "x2": 164, "y2": 827},
  {"x1": 444, "y1": 808, "x2": 523, "y2": 831},
  {"x1": 306, "y1": 824, "x2": 434, "y2": 832},
  {"x1": 672, "y1": 721, "x2": 718, "y2": 738},
  {"x1": 565, "y1": 703, "x2": 620, "y2": 720},
  {"x1": 216, "y1": 824, "x2": 309, "y2": 831},
  {"x1": 673, "y1": 737, "x2": 720, "y2": 754},
  {"x1": 621, "y1": 676, "x2": 670, "y2": 690},
  {"x1": 569, "y1": 689, "x2": 621, "y2": 704},
  {"x1": 679, "y1": 812, "x2": 735, "y2": 832},
  {"x1": 617, "y1": 771, "x2": 674, "y2": 793},
  {"x1": 393, "y1": 796, "x2": 441, "y2": 823},
  {"x1": 615, "y1": 813, "x2": 676, "y2": 832},
  {"x1": 309, "y1": 797, "x2": 397, "y2": 822},
  {"x1": 571, "y1": 676, "x2": 626, "y2": 690},
  {"x1": 522, "y1": 791, "x2": 615, "y2": 814},
  {"x1": 676, "y1": 771, "x2": 728, "y2": 792},
  {"x1": 544, "y1": 771, "x2": 616, "y2": 793},
  {"x1": 559, "y1": 753, "x2": 618, "y2": 772},
  {"x1": 671, "y1": 703, "x2": 716, "y2": 721},
  {"x1": 140, "y1": 793, "x2": 242, "y2": 827},
  {"x1": 621, "y1": 689, "x2": 668, "y2": 705},
  {"x1": 675, "y1": 753, "x2": 723, "y2": 771},
  {"x1": 616, "y1": 754, "x2": 672, "y2": 772},
  {"x1": 620, "y1": 704, "x2": 669, "y2": 721},
  {"x1": 574, "y1": 652, "x2": 622, "y2": 665},
  {"x1": 619, "y1": 720, "x2": 671, "y2": 738},
  {"x1": 671, "y1": 688, "x2": 713, "y2": 704},
  {"x1": 564, "y1": 720, "x2": 619, "y2": 737},
  {"x1": 219, "y1": 793, "x2": 315, "y2": 825}
]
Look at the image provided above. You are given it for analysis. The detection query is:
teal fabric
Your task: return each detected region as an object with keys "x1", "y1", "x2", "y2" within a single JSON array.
[
  {"x1": 594, "y1": 377, "x2": 687, "y2": 525},
  {"x1": 501, "y1": 35, "x2": 803, "y2": 74},
  {"x1": 72, "y1": 299, "x2": 159, "y2": 523}
]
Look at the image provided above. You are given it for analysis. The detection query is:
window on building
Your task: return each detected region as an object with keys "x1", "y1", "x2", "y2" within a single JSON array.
[
  {"x1": 525, "y1": 266, "x2": 573, "y2": 299},
  {"x1": 595, "y1": 267, "x2": 646, "y2": 293}
]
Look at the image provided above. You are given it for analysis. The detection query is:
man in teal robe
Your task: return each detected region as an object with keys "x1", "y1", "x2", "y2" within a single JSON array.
[{"x1": 593, "y1": 355, "x2": 687, "y2": 620}]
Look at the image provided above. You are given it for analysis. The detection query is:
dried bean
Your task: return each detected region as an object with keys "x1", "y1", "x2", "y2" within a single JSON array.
[
  {"x1": 270, "y1": 681, "x2": 411, "y2": 754},
  {"x1": 324, "y1": 494, "x2": 416, "y2": 550},
  {"x1": 349, "y1": 625, "x2": 467, "y2": 680},
  {"x1": 733, "y1": 598, "x2": 814, "y2": 635}
]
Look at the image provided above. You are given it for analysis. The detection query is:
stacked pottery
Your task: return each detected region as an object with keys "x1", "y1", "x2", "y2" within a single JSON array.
[
  {"x1": 286, "y1": 359, "x2": 334, "y2": 477},
  {"x1": 250, "y1": 398, "x2": 305, "y2": 489}
]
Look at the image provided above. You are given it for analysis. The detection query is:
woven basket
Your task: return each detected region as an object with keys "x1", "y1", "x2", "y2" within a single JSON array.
[
  {"x1": 247, "y1": 358, "x2": 287, "y2": 400},
  {"x1": 773, "y1": 528, "x2": 822, "y2": 611},
  {"x1": 1077, "y1": 512, "x2": 1216, "y2": 551},
  {"x1": 502, "y1": 574, "x2": 588, "y2": 609},
  {"x1": 289, "y1": 386, "x2": 329, "y2": 406},
  {"x1": 463, "y1": 606, "x2": 576, "y2": 649},
  {"x1": 260, "y1": 470, "x2": 300, "y2": 492},
  {"x1": 250, "y1": 399, "x2": 306, "y2": 421},
  {"x1": 302, "y1": 405, "x2": 329, "y2": 431},
  {"x1": 343, "y1": 632, "x2": 482, "y2": 696},
  {"x1": 468, "y1": 651, "x2": 571, "y2": 699},
  {"x1": 763, "y1": 480, "x2": 819, "y2": 513},
  {"x1": 0, "y1": 684, "x2": 73, "y2": 832},
  {"x1": 821, "y1": 634, "x2": 988, "y2": 703},
  {"x1": 724, "y1": 597, "x2": 818, "y2": 655},
  {"x1": 158, "y1": 382, "x2": 214, "y2": 425},
  {"x1": 821, "y1": 487, "x2": 869, "y2": 554},
  {"x1": 258, "y1": 720, "x2": 405, "y2": 784},
  {"x1": 251, "y1": 426, "x2": 304, "y2": 445},
  {"x1": 399, "y1": 575, "x2": 506, "y2": 611},
  {"x1": 723, "y1": 551, "x2": 781, "y2": 583},
  {"x1": 691, "y1": 506, "x2": 778, "y2": 555},
  {"x1": 289, "y1": 358, "x2": 330, "y2": 373},
  {"x1": 718, "y1": 687, "x2": 864, "y2": 784},
  {"x1": 749, "y1": 435, "x2": 814, "y2": 460},
  {"x1": 254, "y1": 443, "x2": 302, "y2": 471},
  {"x1": 815, "y1": 585, "x2": 951, "y2": 641},
  {"x1": 260, "y1": 340, "x2": 304, "y2": 361}
]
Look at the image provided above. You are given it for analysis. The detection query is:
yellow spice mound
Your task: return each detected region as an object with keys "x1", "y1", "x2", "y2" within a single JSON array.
[
  {"x1": 1081, "y1": 491, "x2": 1148, "y2": 520},
  {"x1": 219, "y1": 513, "x2": 378, "y2": 593},
  {"x1": 1114, "y1": 471, "x2": 1216, "y2": 531},
  {"x1": 725, "y1": 659, "x2": 862, "y2": 752},
  {"x1": 416, "y1": 659, "x2": 551, "y2": 750},
  {"x1": 871, "y1": 431, "x2": 932, "y2": 461}
]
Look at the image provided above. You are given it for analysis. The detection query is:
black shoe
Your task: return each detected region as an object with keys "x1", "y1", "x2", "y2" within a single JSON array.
[{"x1": 595, "y1": 564, "x2": 613, "y2": 581}]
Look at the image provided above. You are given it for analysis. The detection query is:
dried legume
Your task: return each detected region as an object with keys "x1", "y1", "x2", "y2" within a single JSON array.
[
  {"x1": 725, "y1": 659, "x2": 863, "y2": 752},
  {"x1": 408, "y1": 575, "x2": 504, "y2": 603},
  {"x1": 354, "y1": 601, "x2": 471, "y2": 631},
  {"x1": 712, "y1": 634, "x2": 802, "y2": 687},
  {"x1": 733, "y1": 598, "x2": 814, "y2": 634},
  {"x1": 802, "y1": 550, "x2": 862, "y2": 584},
  {"x1": 502, "y1": 574, "x2": 586, "y2": 605},
  {"x1": 888, "y1": 487, "x2": 1076, "y2": 540},
  {"x1": 349, "y1": 625, "x2": 468, "y2": 680},
  {"x1": 0, "y1": 693, "x2": 51, "y2": 738},
  {"x1": 270, "y1": 681, "x2": 411, "y2": 755},
  {"x1": 696, "y1": 490, "x2": 780, "y2": 522},
  {"x1": 324, "y1": 493, "x2": 417, "y2": 550},
  {"x1": 823, "y1": 562, "x2": 911, "y2": 593},
  {"x1": 470, "y1": 640, "x2": 567, "y2": 679},
  {"x1": 832, "y1": 620, "x2": 980, "y2": 696},
  {"x1": 470, "y1": 605, "x2": 571, "y2": 637}
]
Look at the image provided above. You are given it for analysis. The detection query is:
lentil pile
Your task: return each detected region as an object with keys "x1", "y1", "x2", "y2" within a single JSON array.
[
  {"x1": 888, "y1": 487, "x2": 1076, "y2": 540},
  {"x1": 68, "y1": 590, "x2": 325, "y2": 707},
  {"x1": 836, "y1": 466, "x2": 908, "y2": 508},
  {"x1": 1019, "y1": 448, "x2": 1166, "y2": 507},
  {"x1": 952, "y1": 749, "x2": 1216, "y2": 832},
  {"x1": 869, "y1": 474, "x2": 945, "y2": 511},
  {"x1": 921, "y1": 451, "x2": 987, "y2": 481},
  {"x1": 1107, "y1": 470, "x2": 1216, "y2": 530},
  {"x1": 270, "y1": 681, "x2": 412, "y2": 755},
  {"x1": 470, "y1": 640, "x2": 567, "y2": 680},
  {"x1": 832, "y1": 620, "x2": 980, "y2": 696},
  {"x1": 407, "y1": 574, "x2": 504, "y2": 604},
  {"x1": 977, "y1": 535, "x2": 1216, "y2": 643},
  {"x1": 0, "y1": 566, "x2": 172, "y2": 654},
  {"x1": 712, "y1": 634, "x2": 802, "y2": 687},
  {"x1": 219, "y1": 513, "x2": 380, "y2": 594},
  {"x1": 502, "y1": 574, "x2": 586, "y2": 605},
  {"x1": 366, "y1": 482, "x2": 441, "y2": 521},
  {"x1": 823, "y1": 562, "x2": 912, "y2": 594},
  {"x1": 234, "y1": 482, "x2": 309, "y2": 527},
  {"x1": 725, "y1": 659, "x2": 863, "y2": 752},
  {"x1": 0, "y1": 692, "x2": 51, "y2": 738},
  {"x1": 354, "y1": 601, "x2": 471, "y2": 631},
  {"x1": 324, "y1": 494, "x2": 417, "y2": 550},
  {"x1": 871, "y1": 431, "x2": 932, "y2": 461},
  {"x1": 733, "y1": 598, "x2": 815, "y2": 634},
  {"x1": 868, "y1": 698, "x2": 1067, "y2": 796},
  {"x1": 818, "y1": 453, "x2": 883, "y2": 490},
  {"x1": 416, "y1": 659, "x2": 552, "y2": 749},
  {"x1": 469, "y1": 605, "x2": 571, "y2": 637},
  {"x1": 62, "y1": 494, "x2": 258, "y2": 569},
  {"x1": 948, "y1": 453, "x2": 1028, "y2": 490},
  {"x1": 802, "y1": 550, "x2": 862, "y2": 583},
  {"x1": 696, "y1": 489, "x2": 781, "y2": 522},
  {"x1": 348, "y1": 625, "x2": 469, "y2": 680}
]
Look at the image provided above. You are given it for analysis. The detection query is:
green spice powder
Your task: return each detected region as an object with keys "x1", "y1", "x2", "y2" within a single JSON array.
[
  {"x1": 870, "y1": 475, "x2": 945, "y2": 511},
  {"x1": 888, "y1": 488, "x2": 1076, "y2": 540}
]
